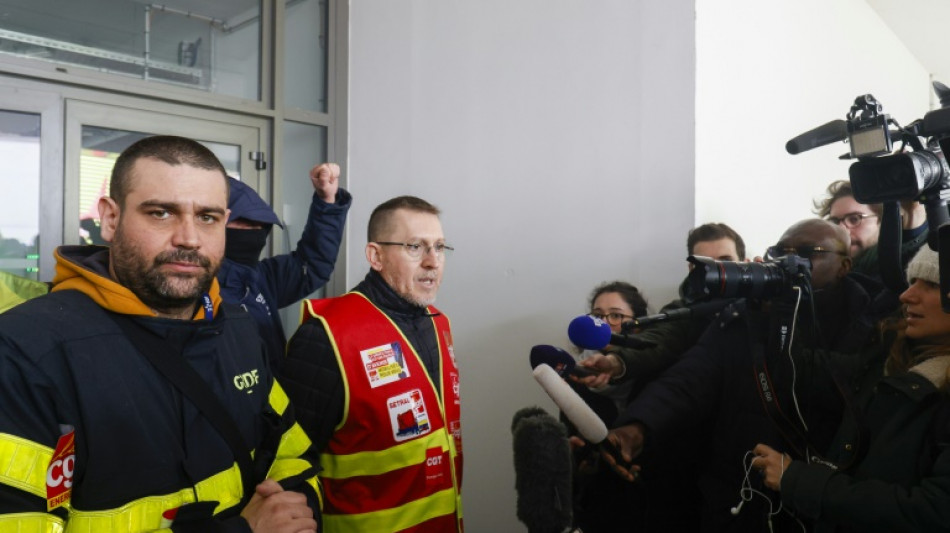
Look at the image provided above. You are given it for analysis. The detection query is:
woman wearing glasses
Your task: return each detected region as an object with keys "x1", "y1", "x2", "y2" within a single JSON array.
[
  {"x1": 752, "y1": 246, "x2": 950, "y2": 532},
  {"x1": 568, "y1": 281, "x2": 701, "y2": 533}
]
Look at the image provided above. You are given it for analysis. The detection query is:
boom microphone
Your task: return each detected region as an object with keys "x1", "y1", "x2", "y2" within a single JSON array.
[
  {"x1": 529, "y1": 345, "x2": 598, "y2": 378},
  {"x1": 785, "y1": 119, "x2": 848, "y2": 155},
  {"x1": 567, "y1": 315, "x2": 656, "y2": 351},
  {"x1": 512, "y1": 407, "x2": 573, "y2": 533},
  {"x1": 533, "y1": 364, "x2": 631, "y2": 469}
]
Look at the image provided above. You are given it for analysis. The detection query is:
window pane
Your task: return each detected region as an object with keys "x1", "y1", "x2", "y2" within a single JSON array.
[
  {"x1": 0, "y1": 0, "x2": 261, "y2": 100},
  {"x1": 278, "y1": 120, "x2": 327, "y2": 340},
  {"x1": 283, "y1": 0, "x2": 328, "y2": 112},
  {"x1": 0, "y1": 111, "x2": 40, "y2": 280},
  {"x1": 79, "y1": 126, "x2": 241, "y2": 245}
]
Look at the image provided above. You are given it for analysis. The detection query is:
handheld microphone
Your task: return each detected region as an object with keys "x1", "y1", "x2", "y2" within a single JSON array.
[
  {"x1": 567, "y1": 315, "x2": 656, "y2": 351},
  {"x1": 511, "y1": 407, "x2": 573, "y2": 533},
  {"x1": 529, "y1": 345, "x2": 598, "y2": 378},
  {"x1": 533, "y1": 364, "x2": 632, "y2": 469},
  {"x1": 785, "y1": 119, "x2": 848, "y2": 155}
]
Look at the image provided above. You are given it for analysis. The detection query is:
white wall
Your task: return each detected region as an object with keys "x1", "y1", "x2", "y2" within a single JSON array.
[
  {"x1": 347, "y1": 1, "x2": 696, "y2": 530},
  {"x1": 696, "y1": 0, "x2": 931, "y2": 256}
]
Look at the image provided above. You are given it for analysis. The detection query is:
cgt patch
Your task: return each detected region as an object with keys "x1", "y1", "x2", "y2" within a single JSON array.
[
  {"x1": 46, "y1": 430, "x2": 75, "y2": 511},
  {"x1": 387, "y1": 389, "x2": 431, "y2": 442},
  {"x1": 361, "y1": 342, "x2": 410, "y2": 388}
]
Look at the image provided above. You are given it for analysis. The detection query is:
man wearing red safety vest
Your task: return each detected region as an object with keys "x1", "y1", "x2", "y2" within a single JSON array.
[{"x1": 282, "y1": 195, "x2": 463, "y2": 532}]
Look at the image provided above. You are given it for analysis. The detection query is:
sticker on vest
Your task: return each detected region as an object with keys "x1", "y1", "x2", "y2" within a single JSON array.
[
  {"x1": 46, "y1": 429, "x2": 76, "y2": 511},
  {"x1": 361, "y1": 342, "x2": 410, "y2": 388},
  {"x1": 425, "y1": 447, "x2": 447, "y2": 486},
  {"x1": 388, "y1": 389, "x2": 431, "y2": 441}
]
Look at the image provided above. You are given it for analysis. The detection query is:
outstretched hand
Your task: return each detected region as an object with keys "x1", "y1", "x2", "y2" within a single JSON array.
[
  {"x1": 309, "y1": 163, "x2": 340, "y2": 203},
  {"x1": 572, "y1": 352, "x2": 621, "y2": 388},
  {"x1": 600, "y1": 424, "x2": 645, "y2": 482}
]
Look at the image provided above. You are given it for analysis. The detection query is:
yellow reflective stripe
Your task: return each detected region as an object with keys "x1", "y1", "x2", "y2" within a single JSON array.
[
  {"x1": 320, "y1": 430, "x2": 449, "y2": 478},
  {"x1": 64, "y1": 463, "x2": 243, "y2": 533},
  {"x1": 0, "y1": 433, "x2": 54, "y2": 498},
  {"x1": 275, "y1": 422, "x2": 311, "y2": 460},
  {"x1": 194, "y1": 462, "x2": 243, "y2": 514},
  {"x1": 324, "y1": 487, "x2": 457, "y2": 533},
  {"x1": 0, "y1": 512, "x2": 65, "y2": 533},
  {"x1": 269, "y1": 380, "x2": 290, "y2": 416}
]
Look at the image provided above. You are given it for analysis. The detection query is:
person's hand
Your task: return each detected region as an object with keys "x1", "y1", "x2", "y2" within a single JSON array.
[
  {"x1": 241, "y1": 479, "x2": 318, "y2": 533},
  {"x1": 572, "y1": 352, "x2": 621, "y2": 388},
  {"x1": 600, "y1": 423, "x2": 645, "y2": 482},
  {"x1": 569, "y1": 436, "x2": 599, "y2": 474},
  {"x1": 309, "y1": 163, "x2": 340, "y2": 203},
  {"x1": 751, "y1": 443, "x2": 790, "y2": 491}
]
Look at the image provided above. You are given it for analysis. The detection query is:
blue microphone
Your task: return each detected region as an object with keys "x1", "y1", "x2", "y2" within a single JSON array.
[{"x1": 568, "y1": 315, "x2": 656, "y2": 351}]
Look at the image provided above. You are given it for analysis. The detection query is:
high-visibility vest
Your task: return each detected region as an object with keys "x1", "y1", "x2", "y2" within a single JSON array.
[{"x1": 302, "y1": 292, "x2": 463, "y2": 532}]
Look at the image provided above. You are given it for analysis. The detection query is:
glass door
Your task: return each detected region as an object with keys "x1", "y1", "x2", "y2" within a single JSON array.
[
  {"x1": 64, "y1": 99, "x2": 268, "y2": 246},
  {"x1": 0, "y1": 87, "x2": 62, "y2": 281}
]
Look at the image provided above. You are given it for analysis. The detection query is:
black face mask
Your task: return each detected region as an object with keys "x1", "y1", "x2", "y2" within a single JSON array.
[{"x1": 225, "y1": 227, "x2": 269, "y2": 266}]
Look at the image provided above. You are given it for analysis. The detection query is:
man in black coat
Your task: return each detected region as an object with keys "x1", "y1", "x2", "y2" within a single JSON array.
[{"x1": 602, "y1": 219, "x2": 897, "y2": 532}]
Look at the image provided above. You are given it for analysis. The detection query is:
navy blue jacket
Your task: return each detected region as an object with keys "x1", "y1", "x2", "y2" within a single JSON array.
[{"x1": 217, "y1": 187, "x2": 351, "y2": 368}]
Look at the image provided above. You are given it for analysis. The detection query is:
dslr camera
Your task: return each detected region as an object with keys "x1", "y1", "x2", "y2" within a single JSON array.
[{"x1": 686, "y1": 254, "x2": 811, "y2": 302}]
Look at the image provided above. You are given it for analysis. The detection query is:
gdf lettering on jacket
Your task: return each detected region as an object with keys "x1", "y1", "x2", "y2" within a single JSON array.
[{"x1": 233, "y1": 368, "x2": 260, "y2": 393}]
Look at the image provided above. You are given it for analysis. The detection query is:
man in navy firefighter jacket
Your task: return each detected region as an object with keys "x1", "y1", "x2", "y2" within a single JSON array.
[
  {"x1": 0, "y1": 136, "x2": 321, "y2": 532},
  {"x1": 282, "y1": 195, "x2": 463, "y2": 532}
]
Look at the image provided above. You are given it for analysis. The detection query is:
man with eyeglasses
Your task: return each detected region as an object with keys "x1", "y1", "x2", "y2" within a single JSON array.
[
  {"x1": 814, "y1": 179, "x2": 927, "y2": 277},
  {"x1": 595, "y1": 219, "x2": 897, "y2": 533},
  {"x1": 281, "y1": 195, "x2": 463, "y2": 533}
]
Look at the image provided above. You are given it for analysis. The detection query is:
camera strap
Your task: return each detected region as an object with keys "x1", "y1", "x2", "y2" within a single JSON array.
[
  {"x1": 108, "y1": 313, "x2": 257, "y2": 510},
  {"x1": 748, "y1": 304, "x2": 820, "y2": 460}
]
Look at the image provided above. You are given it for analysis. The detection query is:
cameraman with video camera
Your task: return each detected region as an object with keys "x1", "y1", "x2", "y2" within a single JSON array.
[
  {"x1": 814, "y1": 179, "x2": 928, "y2": 278},
  {"x1": 598, "y1": 219, "x2": 896, "y2": 532}
]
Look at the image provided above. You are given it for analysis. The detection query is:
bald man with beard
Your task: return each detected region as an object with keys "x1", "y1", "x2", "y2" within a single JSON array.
[{"x1": 595, "y1": 219, "x2": 898, "y2": 533}]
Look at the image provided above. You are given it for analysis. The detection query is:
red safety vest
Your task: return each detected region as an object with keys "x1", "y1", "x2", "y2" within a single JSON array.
[{"x1": 302, "y1": 292, "x2": 463, "y2": 532}]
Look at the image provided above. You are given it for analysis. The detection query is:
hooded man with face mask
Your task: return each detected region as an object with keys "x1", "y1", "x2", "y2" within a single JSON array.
[{"x1": 218, "y1": 163, "x2": 351, "y2": 368}]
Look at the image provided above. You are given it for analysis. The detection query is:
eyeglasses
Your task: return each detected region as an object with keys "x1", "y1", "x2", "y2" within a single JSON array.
[
  {"x1": 589, "y1": 312, "x2": 634, "y2": 326},
  {"x1": 765, "y1": 245, "x2": 848, "y2": 260},
  {"x1": 375, "y1": 241, "x2": 454, "y2": 260},
  {"x1": 827, "y1": 212, "x2": 877, "y2": 229}
]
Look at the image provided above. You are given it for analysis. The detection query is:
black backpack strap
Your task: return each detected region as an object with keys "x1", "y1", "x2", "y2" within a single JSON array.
[{"x1": 107, "y1": 313, "x2": 257, "y2": 510}]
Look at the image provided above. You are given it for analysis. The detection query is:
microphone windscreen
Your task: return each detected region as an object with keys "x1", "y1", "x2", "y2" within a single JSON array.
[
  {"x1": 567, "y1": 315, "x2": 612, "y2": 351},
  {"x1": 533, "y1": 364, "x2": 609, "y2": 443},
  {"x1": 512, "y1": 407, "x2": 573, "y2": 532},
  {"x1": 785, "y1": 119, "x2": 848, "y2": 155},
  {"x1": 529, "y1": 344, "x2": 577, "y2": 378}
]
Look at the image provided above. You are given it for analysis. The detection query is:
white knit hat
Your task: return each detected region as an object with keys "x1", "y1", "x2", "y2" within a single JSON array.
[{"x1": 906, "y1": 246, "x2": 940, "y2": 285}]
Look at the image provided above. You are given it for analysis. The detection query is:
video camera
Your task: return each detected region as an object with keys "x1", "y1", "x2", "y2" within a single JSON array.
[
  {"x1": 787, "y1": 81, "x2": 950, "y2": 310},
  {"x1": 686, "y1": 254, "x2": 812, "y2": 302}
]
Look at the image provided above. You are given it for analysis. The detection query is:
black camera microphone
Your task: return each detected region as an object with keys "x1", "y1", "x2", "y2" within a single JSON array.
[
  {"x1": 785, "y1": 119, "x2": 848, "y2": 155},
  {"x1": 511, "y1": 406, "x2": 574, "y2": 533},
  {"x1": 530, "y1": 345, "x2": 598, "y2": 378}
]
